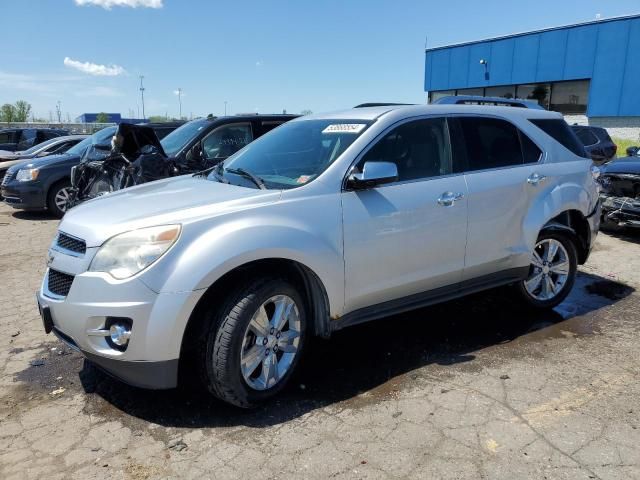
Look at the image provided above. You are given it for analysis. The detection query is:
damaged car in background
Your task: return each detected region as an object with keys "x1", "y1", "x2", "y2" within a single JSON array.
[
  {"x1": 67, "y1": 114, "x2": 297, "y2": 208},
  {"x1": 598, "y1": 145, "x2": 640, "y2": 229}
]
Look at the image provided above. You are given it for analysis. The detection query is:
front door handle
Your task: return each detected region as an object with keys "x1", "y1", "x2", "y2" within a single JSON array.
[
  {"x1": 527, "y1": 172, "x2": 547, "y2": 186},
  {"x1": 437, "y1": 191, "x2": 464, "y2": 207}
]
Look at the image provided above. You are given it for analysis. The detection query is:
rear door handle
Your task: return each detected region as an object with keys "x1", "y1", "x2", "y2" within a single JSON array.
[
  {"x1": 437, "y1": 191, "x2": 464, "y2": 207},
  {"x1": 527, "y1": 173, "x2": 547, "y2": 186}
]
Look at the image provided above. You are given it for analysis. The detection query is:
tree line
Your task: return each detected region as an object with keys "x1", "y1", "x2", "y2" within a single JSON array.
[{"x1": 0, "y1": 100, "x2": 32, "y2": 122}]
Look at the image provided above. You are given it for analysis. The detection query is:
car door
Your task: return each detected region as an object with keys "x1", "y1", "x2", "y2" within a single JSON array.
[
  {"x1": 342, "y1": 117, "x2": 468, "y2": 312},
  {"x1": 450, "y1": 116, "x2": 544, "y2": 282}
]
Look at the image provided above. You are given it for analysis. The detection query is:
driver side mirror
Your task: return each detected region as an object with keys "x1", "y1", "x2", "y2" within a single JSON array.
[{"x1": 346, "y1": 161, "x2": 398, "y2": 190}]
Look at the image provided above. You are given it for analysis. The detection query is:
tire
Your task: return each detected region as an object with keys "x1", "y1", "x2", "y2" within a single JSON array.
[
  {"x1": 198, "y1": 277, "x2": 307, "y2": 408},
  {"x1": 515, "y1": 231, "x2": 578, "y2": 309},
  {"x1": 47, "y1": 179, "x2": 72, "y2": 219}
]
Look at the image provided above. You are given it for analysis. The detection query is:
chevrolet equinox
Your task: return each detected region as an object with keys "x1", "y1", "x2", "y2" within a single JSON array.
[{"x1": 38, "y1": 105, "x2": 601, "y2": 407}]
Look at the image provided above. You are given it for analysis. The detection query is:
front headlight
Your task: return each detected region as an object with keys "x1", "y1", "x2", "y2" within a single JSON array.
[
  {"x1": 89, "y1": 225, "x2": 181, "y2": 279},
  {"x1": 16, "y1": 168, "x2": 40, "y2": 182}
]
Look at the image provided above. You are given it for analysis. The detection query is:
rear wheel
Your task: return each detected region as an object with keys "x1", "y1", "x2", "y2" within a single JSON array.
[
  {"x1": 516, "y1": 231, "x2": 577, "y2": 309},
  {"x1": 47, "y1": 179, "x2": 72, "y2": 218},
  {"x1": 198, "y1": 277, "x2": 307, "y2": 408}
]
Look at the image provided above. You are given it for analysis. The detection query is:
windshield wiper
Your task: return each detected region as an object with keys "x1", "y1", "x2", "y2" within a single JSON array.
[
  {"x1": 193, "y1": 161, "x2": 225, "y2": 179},
  {"x1": 225, "y1": 167, "x2": 266, "y2": 190}
]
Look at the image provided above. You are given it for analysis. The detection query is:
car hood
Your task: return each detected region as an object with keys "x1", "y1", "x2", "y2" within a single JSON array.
[
  {"x1": 11, "y1": 153, "x2": 79, "y2": 171},
  {"x1": 60, "y1": 176, "x2": 282, "y2": 247},
  {"x1": 601, "y1": 158, "x2": 640, "y2": 175}
]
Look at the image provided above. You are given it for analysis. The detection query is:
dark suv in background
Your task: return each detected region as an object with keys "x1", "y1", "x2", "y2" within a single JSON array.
[
  {"x1": 0, "y1": 128, "x2": 69, "y2": 152},
  {"x1": 571, "y1": 125, "x2": 617, "y2": 165}
]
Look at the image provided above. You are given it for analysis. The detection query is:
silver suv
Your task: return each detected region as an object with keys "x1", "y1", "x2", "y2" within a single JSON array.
[{"x1": 38, "y1": 105, "x2": 601, "y2": 407}]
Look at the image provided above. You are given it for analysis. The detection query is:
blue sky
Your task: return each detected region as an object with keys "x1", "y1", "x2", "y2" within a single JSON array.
[{"x1": 2, "y1": 0, "x2": 639, "y2": 120}]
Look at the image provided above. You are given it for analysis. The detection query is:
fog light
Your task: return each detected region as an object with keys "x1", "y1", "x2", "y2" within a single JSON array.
[{"x1": 109, "y1": 323, "x2": 131, "y2": 347}]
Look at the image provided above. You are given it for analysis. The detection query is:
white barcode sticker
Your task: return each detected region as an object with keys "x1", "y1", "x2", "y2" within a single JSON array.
[{"x1": 322, "y1": 124, "x2": 367, "y2": 134}]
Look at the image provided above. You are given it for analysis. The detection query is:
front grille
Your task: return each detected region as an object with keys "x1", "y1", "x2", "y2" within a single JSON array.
[
  {"x1": 56, "y1": 232, "x2": 86, "y2": 255},
  {"x1": 1, "y1": 171, "x2": 13, "y2": 187},
  {"x1": 48, "y1": 269, "x2": 74, "y2": 297}
]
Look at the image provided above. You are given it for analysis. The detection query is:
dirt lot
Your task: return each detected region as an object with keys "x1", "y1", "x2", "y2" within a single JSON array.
[{"x1": 1, "y1": 202, "x2": 639, "y2": 480}]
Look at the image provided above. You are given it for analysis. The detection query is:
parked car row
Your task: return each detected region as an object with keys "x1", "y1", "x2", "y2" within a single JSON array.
[
  {"x1": 37, "y1": 104, "x2": 600, "y2": 407},
  {"x1": 1, "y1": 115, "x2": 296, "y2": 217}
]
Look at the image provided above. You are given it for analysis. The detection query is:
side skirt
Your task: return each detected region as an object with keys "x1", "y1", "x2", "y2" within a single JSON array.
[{"x1": 330, "y1": 266, "x2": 529, "y2": 333}]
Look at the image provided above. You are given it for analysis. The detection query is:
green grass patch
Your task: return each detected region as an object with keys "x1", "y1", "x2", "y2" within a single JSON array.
[{"x1": 613, "y1": 137, "x2": 639, "y2": 157}]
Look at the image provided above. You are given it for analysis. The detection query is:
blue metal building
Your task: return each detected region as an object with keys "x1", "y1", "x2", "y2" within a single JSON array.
[
  {"x1": 75, "y1": 113, "x2": 147, "y2": 124},
  {"x1": 424, "y1": 14, "x2": 640, "y2": 120}
]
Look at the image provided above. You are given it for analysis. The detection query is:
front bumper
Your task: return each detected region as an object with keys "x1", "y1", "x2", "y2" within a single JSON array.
[
  {"x1": 38, "y1": 263, "x2": 203, "y2": 390},
  {"x1": 1, "y1": 180, "x2": 47, "y2": 210}
]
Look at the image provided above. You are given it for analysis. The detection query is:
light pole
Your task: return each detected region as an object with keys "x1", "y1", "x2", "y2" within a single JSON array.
[
  {"x1": 139, "y1": 75, "x2": 146, "y2": 120},
  {"x1": 177, "y1": 88, "x2": 182, "y2": 119},
  {"x1": 224, "y1": 101, "x2": 227, "y2": 116},
  {"x1": 55, "y1": 101, "x2": 62, "y2": 123}
]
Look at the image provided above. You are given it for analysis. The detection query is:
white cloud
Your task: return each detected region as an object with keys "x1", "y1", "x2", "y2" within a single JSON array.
[
  {"x1": 63, "y1": 57, "x2": 126, "y2": 76},
  {"x1": 74, "y1": 0, "x2": 162, "y2": 9},
  {"x1": 255, "y1": 60, "x2": 264, "y2": 68}
]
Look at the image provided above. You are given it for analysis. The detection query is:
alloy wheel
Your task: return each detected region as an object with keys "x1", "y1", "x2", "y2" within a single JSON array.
[
  {"x1": 524, "y1": 238, "x2": 570, "y2": 301},
  {"x1": 54, "y1": 187, "x2": 70, "y2": 213},
  {"x1": 240, "y1": 295, "x2": 301, "y2": 391}
]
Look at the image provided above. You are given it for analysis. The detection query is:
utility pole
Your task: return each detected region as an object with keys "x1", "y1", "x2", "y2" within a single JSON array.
[
  {"x1": 224, "y1": 101, "x2": 227, "y2": 116},
  {"x1": 55, "y1": 101, "x2": 62, "y2": 123},
  {"x1": 177, "y1": 88, "x2": 182, "y2": 119},
  {"x1": 139, "y1": 75, "x2": 146, "y2": 120}
]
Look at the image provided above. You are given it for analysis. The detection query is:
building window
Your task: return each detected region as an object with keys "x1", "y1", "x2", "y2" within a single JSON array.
[
  {"x1": 550, "y1": 80, "x2": 589, "y2": 115},
  {"x1": 485, "y1": 85, "x2": 516, "y2": 99},
  {"x1": 456, "y1": 88, "x2": 485, "y2": 96},
  {"x1": 516, "y1": 84, "x2": 551, "y2": 109},
  {"x1": 429, "y1": 90, "x2": 455, "y2": 102}
]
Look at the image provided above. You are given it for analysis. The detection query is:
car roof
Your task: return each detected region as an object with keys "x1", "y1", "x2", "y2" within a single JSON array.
[
  {"x1": 298, "y1": 104, "x2": 563, "y2": 122},
  {"x1": 52, "y1": 134, "x2": 89, "y2": 141}
]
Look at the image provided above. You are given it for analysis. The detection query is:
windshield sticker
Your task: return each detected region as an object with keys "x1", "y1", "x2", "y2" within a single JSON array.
[
  {"x1": 296, "y1": 175, "x2": 313, "y2": 184},
  {"x1": 322, "y1": 124, "x2": 367, "y2": 134}
]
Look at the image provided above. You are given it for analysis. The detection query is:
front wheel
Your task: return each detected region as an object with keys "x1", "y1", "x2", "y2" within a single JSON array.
[
  {"x1": 515, "y1": 231, "x2": 577, "y2": 309},
  {"x1": 199, "y1": 277, "x2": 307, "y2": 408},
  {"x1": 47, "y1": 179, "x2": 72, "y2": 218}
]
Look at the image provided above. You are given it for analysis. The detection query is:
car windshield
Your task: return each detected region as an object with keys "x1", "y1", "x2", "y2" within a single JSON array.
[
  {"x1": 72, "y1": 126, "x2": 116, "y2": 161},
  {"x1": 160, "y1": 119, "x2": 209, "y2": 157},
  {"x1": 21, "y1": 137, "x2": 60, "y2": 154},
  {"x1": 210, "y1": 119, "x2": 372, "y2": 189}
]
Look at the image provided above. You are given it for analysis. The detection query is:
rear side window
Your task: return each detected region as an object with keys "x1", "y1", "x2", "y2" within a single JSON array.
[
  {"x1": 530, "y1": 119, "x2": 589, "y2": 158},
  {"x1": 573, "y1": 127, "x2": 599, "y2": 146},
  {"x1": 456, "y1": 117, "x2": 524, "y2": 171}
]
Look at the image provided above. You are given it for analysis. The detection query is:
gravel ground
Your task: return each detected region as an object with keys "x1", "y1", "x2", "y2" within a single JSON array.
[{"x1": 1, "y1": 202, "x2": 639, "y2": 480}]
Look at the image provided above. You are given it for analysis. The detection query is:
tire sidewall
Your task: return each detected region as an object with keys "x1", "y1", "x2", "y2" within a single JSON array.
[
  {"x1": 205, "y1": 278, "x2": 308, "y2": 407},
  {"x1": 47, "y1": 180, "x2": 71, "y2": 218},
  {"x1": 517, "y1": 231, "x2": 578, "y2": 309}
]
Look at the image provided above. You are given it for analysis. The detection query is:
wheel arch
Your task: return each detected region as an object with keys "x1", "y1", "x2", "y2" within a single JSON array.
[
  {"x1": 540, "y1": 209, "x2": 591, "y2": 264},
  {"x1": 179, "y1": 257, "x2": 332, "y2": 376}
]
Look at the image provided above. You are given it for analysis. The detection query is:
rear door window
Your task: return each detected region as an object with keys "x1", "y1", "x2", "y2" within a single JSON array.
[
  {"x1": 454, "y1": 117, "x2": 525, "y2": 171},
  {"x1": 530, "y1": 119, "x2": 589, "y2": 158}
]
